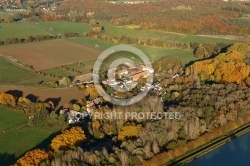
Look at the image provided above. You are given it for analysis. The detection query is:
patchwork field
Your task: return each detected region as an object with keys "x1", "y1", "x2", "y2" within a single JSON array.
[
  {"x1": 0, "y1": 85, "x2": 86, "y2": 107},
  {"x1": 0, "y1": 39, "x2": 101, "y2": 71}
]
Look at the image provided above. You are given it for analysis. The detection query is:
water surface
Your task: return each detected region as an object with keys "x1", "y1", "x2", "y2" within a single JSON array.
[{"x1": 186, "y1": 132, "x2": 250, "y2": 166}]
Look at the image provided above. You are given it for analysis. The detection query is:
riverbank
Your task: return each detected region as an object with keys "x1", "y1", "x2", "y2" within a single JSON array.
[
  {"x1": 142, "y1": 116, "x2": 250, "y2": 166},
  {"x1": 168, "y1": 119, "x2": 250, "y2": 166}
]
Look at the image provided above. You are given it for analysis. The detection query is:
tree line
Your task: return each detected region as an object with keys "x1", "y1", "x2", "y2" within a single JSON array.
[
  {"x1": 0, "y1": 32, "x2": 81, "y2": 45},
  {"x1": 0, "y1": 92, "x2": 54, "y2": 125}
]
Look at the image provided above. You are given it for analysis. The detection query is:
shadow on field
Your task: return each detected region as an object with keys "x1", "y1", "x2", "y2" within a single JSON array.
[
  {"x1": 32, "y1": 131, "x2": 61, "y2": 150},
  {"x1": 17, "y1": 131, "x2": 61, "y2": 160},
  {"x1": 5, "y1": 90, "x2": 23, "y2": 98},
  {"x1": 45, "y1": 97, "x2": 61, "y2": 108},
  {"x1": 0, "y1": 153, "x2": 16, "y2": 166},
  {"x1": 25, "y1": 94, "x2": 39, "y2": 103}
]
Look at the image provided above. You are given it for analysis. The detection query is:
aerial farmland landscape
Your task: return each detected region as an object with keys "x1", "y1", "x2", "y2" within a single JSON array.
[{"x1": 0, "y1": 0, "x2": 250, "y2": 166}]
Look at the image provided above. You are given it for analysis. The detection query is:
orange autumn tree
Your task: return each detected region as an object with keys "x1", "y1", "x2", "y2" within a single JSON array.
[
  {"x1": 15, "y1": 149, "x2": 49, "y2": 166},
  {"x1": 50, "y1": 127, "x2": 86, "y2": 151},
  {"x1": 188, "y1": 42, "x2": 250, "y2": 84}
]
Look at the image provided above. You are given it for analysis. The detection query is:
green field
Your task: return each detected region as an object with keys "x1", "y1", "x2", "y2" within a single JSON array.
[
  {"x1": 68, "y1": 37, "x2": 196, "y2": 65},
  {"x1": 0, "y1": 106, "x2": 61, "y2": 165},
  {"x1": 68, "y1": 37, "x2": 114, "y2": 51},
  {"x1": 66, "y1": 61, "x2": 96, "y2": 73},
  {"x1": 99, "y1": 21, "x2": 238, "y2": 44},
  {"x1": 43, "y1": 67, "x2": 77, "y2": 78},
  {"x1": 0, "y1": 21, "x2": 240, "y2": 44},
  {"x1": 138, "y1": 46, "x2": 196, "y2": 65},
  {"x1": 34, "y1": 21, "x2": 91, "y2": 36},
  {"x1": 0, "y1": 58, "x2": 55, "y2": 86},
  {"x1": 0, "y1": 20, "x2": 238, "y2": 85},
  {"x1": 0, "y1": 22, "x2": 52, "y2": 41}
]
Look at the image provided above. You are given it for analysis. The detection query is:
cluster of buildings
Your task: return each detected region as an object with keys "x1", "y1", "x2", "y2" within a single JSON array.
[
  {"x1": 60, "y1": 109, "x2": 87, "y2": 124},
  {"x1": 60, "y1": 97, "x2": 103, "y2": 124},
  {"x1": 102, "y1": 65, "x2": 154, "y2": 92},
  {"x1": 59, "y1": 63, "x2": 186, "y2": 124}
]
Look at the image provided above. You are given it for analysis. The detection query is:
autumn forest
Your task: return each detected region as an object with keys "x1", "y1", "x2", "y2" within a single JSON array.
[{"x1": 0, "y1": 0, "x2": 250, "y2": 166}]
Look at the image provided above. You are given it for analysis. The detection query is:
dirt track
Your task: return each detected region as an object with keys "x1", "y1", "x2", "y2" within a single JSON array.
[{"x1": 196, "y1": 35, "x2": 250, "y2": 42}]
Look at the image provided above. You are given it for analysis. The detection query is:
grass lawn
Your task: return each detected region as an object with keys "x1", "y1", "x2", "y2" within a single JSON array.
[
  {"x1": 0, "y1": 58, "x2": 55, "y2": 86},
  {"x1": 0, "y1": 106, "x2": 62, "y2": 165}
]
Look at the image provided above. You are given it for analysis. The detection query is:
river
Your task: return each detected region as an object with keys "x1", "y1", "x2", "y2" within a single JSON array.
[{"x1": 186, "y1": 132, "x2": 250, "y2": 166}]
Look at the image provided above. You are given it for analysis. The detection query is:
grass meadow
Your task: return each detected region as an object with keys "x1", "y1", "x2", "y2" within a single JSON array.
[
  {"x1": 0, "y1": 58, "x2": 55, "y2": 86},
  {"x1": 0, "y1": 106, "x2": 61, "y2": 165},
  {"x1": 0, "y1": 21, "x2": 239, "y2": 44},
  {"x1": 68, "y1": 37, "x2": 196, "y2": 65},
  {"x1": 0, "y1": 22, "x2": 52, "y2": 41}
]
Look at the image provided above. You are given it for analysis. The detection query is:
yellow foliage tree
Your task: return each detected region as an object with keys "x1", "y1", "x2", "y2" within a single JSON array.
[
  {"x1": 118, "y1": 124, "x2": 142, "y2": 141},
  {"x1": 0, "y1": 93, "x2": 16, "y2": 106},
  {"x1": 246, "y1": 77, "x2": 250, "y2": 87},
  {"x1": 86, "y1": 84, "x2": 99, "y2": 100},
  {"x1": 15, "y1": 149, "x2": 48, "y2": 166},
  {"x1": 50, "y1": 127, "x2": 86, "y2": 151},
  {"x1": 216, "y1": 51, "x2": 245, "y2": 62},
  {"x1": 227, "y1": 43, "x2": 249, "y2": 56},
  {"x1": 188, "y1": 42, "x2": 250, "y2": 84}
]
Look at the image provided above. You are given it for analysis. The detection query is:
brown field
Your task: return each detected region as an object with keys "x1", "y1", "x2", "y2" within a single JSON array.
[
  {"x1": 0, "y1": 39, "x2": 101, "y2": 71},
  {"x1": 0, "y1": 85, "x2": 85, "y2": 107}
]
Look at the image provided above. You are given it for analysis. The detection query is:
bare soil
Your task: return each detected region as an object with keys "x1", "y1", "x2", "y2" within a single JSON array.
[
  {"x1": 0, "y1": 39, "x2": 101, "y2": 71},
  {"x1": 0, "y1": 85, "x2": 85, "y2": 107}
]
